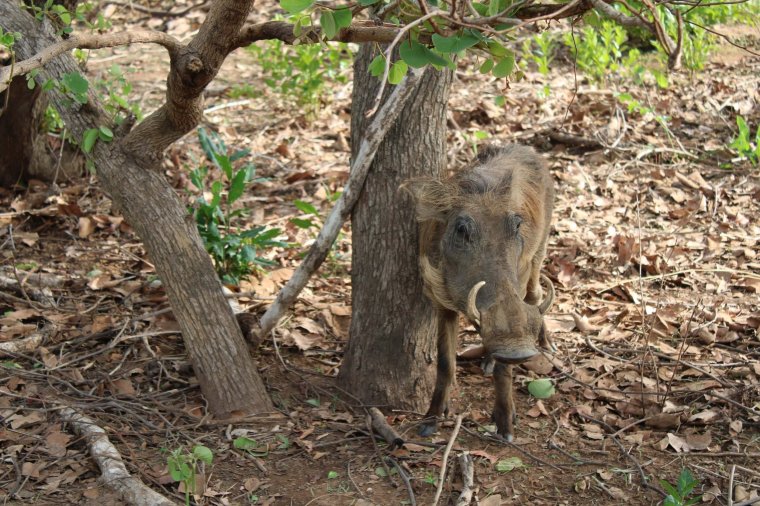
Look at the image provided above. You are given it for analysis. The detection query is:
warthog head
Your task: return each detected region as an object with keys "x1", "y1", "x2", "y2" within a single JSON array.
[{"x1": 409, "y1": 145, "x2": 555, "y2": 365}]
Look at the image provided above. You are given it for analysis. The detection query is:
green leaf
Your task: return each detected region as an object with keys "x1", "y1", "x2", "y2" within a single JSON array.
[
  {"x1": 388, "y1": 60, "x2": 408, "y2": 84},
  {"x1": 432, "y1": 31, "x2": 480, "y2": 53},
  {"x1": 333, "y1": 8, "x2": 352, "y2": 30},
  {"x1": 62, "y1": 71, "x2": 89, "y2": 97},
  {"x1": 280, "y1": 0, "x2": 314, "y2": 14},
  {"x1": 527, "y1": 378, "x2": 555, "y2": 399},
  {"x1": 320, "y1": 11, "x2": 337, "y2": 39},
  {"x1": 276, "y1": 434, "x2": 291, "y2": 449},
  {"x1": 369, "y1": 54, "x2": 386, "y2": 77},
  {"x1": 193, "y1": 445, "x2": 213, "y2": 465},
  {"x1": 359, "y1": 0, "x2": 380, "y2": 4},
  {"x1": 487, "y1": 40, "x2": 508, "y2": 58},
  {"x1": 215, "y1": 153, "x2": 233, "y2": 180},
  {"x1": 98, "y1": 126, "x2": 113, "y2": 142},
  {"x1": 399, "y1": 40, "x2": 449, "y2": 69},
  {"x1": 294, "y1": 199, "x2": 319, "y2": 215},
  {"x1": 375, "y1": 466, "x2": 397, "y2": 477},
  {"x1": 233, "y1": 437, "x2": 259, "y2": 451},
  {"x1": 306, "y1": 398, "x2": 321, "y2": 407},
  {"x1": 327, "y1": 470, "x2": 339, "y2": 479},
  {"x1": 290, "y1": 218, "x2": 314, "y2": 229},
  {"x1": 492, "y1": 53, "x2": 515, "y2": 78},
  {"x1": 495, "y1": 456, "x2": 524, "y2": 472},
  {"x1": 229, "y1": 169, "x2": 247, "y2": 204},
  {"x1": 82, "y1": 128, "x2": 99, "y2": 153},
  {"x1": 488, "y1": 0, "x2": 499, "y2": 17},
  {"x1": 677, "y1": 468, "x2": 697, "y2": 496},
  {"x1": 479, "y1": 59, "x2": 494, "y2": 74}
]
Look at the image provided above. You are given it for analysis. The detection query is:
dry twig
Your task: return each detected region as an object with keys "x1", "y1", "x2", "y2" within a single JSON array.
[{"x1": 432, "y1": 414, "x2": 463, "y2": 506}]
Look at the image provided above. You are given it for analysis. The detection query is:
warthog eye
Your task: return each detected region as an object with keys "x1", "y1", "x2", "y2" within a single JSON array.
[
  {"x1": 506, "y1": 214, "x2": 523, "y2": 236},
  {"x1": 452, "y1": 216, "x2": 475, "y2": 247}
]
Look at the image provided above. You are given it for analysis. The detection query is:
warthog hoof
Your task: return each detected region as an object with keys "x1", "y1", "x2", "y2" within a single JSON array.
[
  {"x1": 418, "y1": 419, "x2": 438, "y2": 437},
  {"x1": 492, "y1": 408, "x2": 518, "y2": 441}
]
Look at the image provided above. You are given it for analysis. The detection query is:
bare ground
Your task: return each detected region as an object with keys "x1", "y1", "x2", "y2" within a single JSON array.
[{"x1": 1, "y1": 3, "x2": 759, "y2": 505}]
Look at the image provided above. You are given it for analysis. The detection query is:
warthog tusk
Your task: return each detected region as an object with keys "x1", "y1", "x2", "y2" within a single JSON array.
[
  {"x1": 538, "y1": 274, "x2": 555, "y2": 314},
  {"x1": 466, "y1": 281, "x2": 486, "y2": 324}
]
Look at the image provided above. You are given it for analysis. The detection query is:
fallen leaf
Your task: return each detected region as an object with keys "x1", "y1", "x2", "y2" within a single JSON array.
[{"x1": 45, "y1": 430, "x2": 71, "y2": 457}]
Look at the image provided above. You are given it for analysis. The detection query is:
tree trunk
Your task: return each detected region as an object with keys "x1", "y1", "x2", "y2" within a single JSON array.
[
  {"x1": 0, "y1": 0, "x2": 82, "y2": 187},
  {"x1": 0, "y1": 72, "x2": 38, "y2": 187},
  {"x1": 1, "y1": 1, "x2": 273, "y2": 417},
  {"x1": 338, "y1": 45, "x2": 452, "y2": 412}
]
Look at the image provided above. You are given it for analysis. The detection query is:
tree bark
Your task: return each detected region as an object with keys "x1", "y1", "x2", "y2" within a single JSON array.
[
  {"x1": 338, "y1": 45, "x2": 452, "y2": 412},
  {"x1": 0, "y1": 1, "x2": 273, "y2": 417},
  {"x1": 0, "y1": 72, "x2": 38, "y2": 186},
  {"x1": 0, "y1": 0, "x2": 82, "y2": 187}
]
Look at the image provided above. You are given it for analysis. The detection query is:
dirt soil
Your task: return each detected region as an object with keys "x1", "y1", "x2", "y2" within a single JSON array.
[{"x1": 1, "y1": 2, "x2": 759, "y2": 506}]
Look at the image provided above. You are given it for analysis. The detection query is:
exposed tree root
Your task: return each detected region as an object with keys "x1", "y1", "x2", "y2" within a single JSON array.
[{"x1": 60, "y1": 408, "x2": 176, "y2": 506}]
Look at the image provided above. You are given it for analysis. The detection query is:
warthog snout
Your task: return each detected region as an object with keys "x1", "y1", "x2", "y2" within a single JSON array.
[{"x1": 468, "y1": 275, "x2": 554, "y2": 364}]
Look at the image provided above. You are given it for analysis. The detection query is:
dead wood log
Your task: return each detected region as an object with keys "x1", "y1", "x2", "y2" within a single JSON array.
[
  {"x1": 60, "y1": 408, "x2": 177, "y2": 506},
  {"x1": 368, "y1": 407, "x2": 405, "y2": 450},
  {"x1": 456, "y1": 451, "x2": 475, "y2": 506}
]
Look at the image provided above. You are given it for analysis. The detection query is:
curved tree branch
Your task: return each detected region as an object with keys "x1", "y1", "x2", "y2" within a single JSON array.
[{"x1": 0, "y1": 30, "x2": 180, "y2": 92}]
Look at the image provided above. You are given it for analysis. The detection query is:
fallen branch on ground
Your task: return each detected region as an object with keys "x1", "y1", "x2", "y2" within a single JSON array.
[
  {"x1": 60, "y1": 408, "x2": 176, "y2": 506},
  {"x1": 456, "y1": 451, "x2": 475, "y2": 506},
  {"x1": 368, "y1": 407, "x2": 405, "y2": 450},
  {"x1": 0, "y1": 332, "x2": 44, "y2": 356}
]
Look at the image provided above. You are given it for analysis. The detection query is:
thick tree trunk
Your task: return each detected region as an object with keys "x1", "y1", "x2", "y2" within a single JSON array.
[
  {"x1": 338, "y1": 45, "x2": 452, "y2": 412},
  {"x1": 1, "y1": 2, "x2": 273, "y2": 417}
]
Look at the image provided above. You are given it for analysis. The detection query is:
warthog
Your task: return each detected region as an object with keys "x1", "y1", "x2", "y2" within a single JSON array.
[{"x1": 406, "y1": 144, "x2": 555, "y2": 441}]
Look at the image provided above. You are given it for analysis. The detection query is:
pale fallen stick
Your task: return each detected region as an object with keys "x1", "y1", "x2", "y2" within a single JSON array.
[
  {"x1": 60, "y1": 408, "x2": 176, "y2": 506},
  {"x1": 433, "y1": 414, "x2": 464, "y2": 506},
  {"x1": 254, "y1": 66, "x2": 426, "y2": 340},
  {"x1": 456, "y1": 451, "x2": 475, "y2": 506}
]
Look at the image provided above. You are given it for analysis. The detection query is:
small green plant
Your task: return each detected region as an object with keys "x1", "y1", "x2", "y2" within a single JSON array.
[
  {"x1": 94, "y1": 64, "x2": 143, "y2": 125},
  {"x1": 166, "y1": 445, "x2": 214, "y2": 506},
  {"x1": 522, "y1": 31, "x2": 557, "y2": 76},
  {"x1": 617, "y1": 92, "x2": 674, "y2": 137},
  {"x1": 190, "y1": 128, "x2": 286, "y2": 285},
  {"x1": 245, "y1": 38, "x2": 352, "y2": 113},
  {"x1": 233, "y1": 436, "x2": 269, "y2": 457},
  {"x1": 660, "y1": 468, "x2": 701, "y2": 506},
  {"x1": 23, "y1": 0, "x2": 111, "y2": 36},
  {"x1": 0, "y1": 28, "x2": 21, "y2": 51},
  {"x1": 227, "y1": 83, "x2": 257, "y2": 99},
  {"x1": 729, "y1": 115, "x2": 759, "y2": 165},
  {"x1": 275, "y1": 434, "x2": 292, "y2": 450},
  {"x1": 565, "y1": 21, "x2": 629, "y2": 83}
]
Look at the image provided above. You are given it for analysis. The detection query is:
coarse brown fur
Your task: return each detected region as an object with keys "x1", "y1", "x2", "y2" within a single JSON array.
[{"x1": 405, "y1": 144, "x2": 555, "y2": 440}]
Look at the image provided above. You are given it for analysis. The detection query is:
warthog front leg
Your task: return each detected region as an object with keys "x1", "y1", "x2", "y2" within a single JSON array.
[
  {"x1": 492, "y1": 363, "x2": 516, "y2": 441},
  {"x1": 419, "y1": 308, "x2": 458, "y2": 436}
]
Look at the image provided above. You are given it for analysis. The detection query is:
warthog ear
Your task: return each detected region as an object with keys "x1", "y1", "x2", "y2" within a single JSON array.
[{"x1": 401, "y1": 177, "x2": 454, "y2": 222}]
